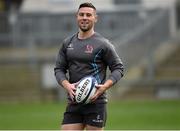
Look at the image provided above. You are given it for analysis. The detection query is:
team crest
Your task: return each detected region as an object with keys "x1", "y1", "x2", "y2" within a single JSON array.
[{"x1": 85, "y1": 45, "x2": 93, "y2": 53}]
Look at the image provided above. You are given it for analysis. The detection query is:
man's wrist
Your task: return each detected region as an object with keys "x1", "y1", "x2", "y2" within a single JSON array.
[
  {"x1": 103, "y1": 79, "x2": 113, "y2": 90},
  {"x1": 61, "y1": 80, "x2": 71, "y2": 90}
]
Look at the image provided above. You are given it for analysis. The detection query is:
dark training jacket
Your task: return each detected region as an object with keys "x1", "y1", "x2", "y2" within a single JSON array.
[{"x1": 54, "y1": 32, "x2": 124, "y2": 103}]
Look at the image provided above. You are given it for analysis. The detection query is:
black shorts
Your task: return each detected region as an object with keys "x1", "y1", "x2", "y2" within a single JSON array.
[{"x1": 62, "y1": 103, "x2": 107, "y2": 128}]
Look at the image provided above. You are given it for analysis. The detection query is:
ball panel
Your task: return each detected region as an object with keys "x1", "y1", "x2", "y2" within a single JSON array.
[
  {"x1": 75, "y1": 76, "x2": 97, "y2": 104},
  {"x1": 84, "y1": 86, "x2": 97, "y2": 104}
]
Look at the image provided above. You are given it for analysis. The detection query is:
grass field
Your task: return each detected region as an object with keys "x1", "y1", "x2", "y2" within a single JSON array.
[{"x1": 0, "y1": 100, "x2": 180, "y2": 130}]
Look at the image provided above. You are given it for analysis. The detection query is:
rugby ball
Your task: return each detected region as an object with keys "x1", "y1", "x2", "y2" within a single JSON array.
[{"x1": 75, "y1": 76, "x2": 97, "y2": 104}]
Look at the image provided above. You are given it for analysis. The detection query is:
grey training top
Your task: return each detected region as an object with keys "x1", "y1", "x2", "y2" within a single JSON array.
[{"x1": 54, "y1": 32, "x2": 124, "y2": 103}]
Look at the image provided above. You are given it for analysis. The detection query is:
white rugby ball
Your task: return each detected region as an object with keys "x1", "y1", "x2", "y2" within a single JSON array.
[{"x1": 75, "y1": 76, "x2": 97, "y2": 104}]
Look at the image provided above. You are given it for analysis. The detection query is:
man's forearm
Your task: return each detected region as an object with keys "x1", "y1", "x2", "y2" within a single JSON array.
[
  {"x1": 61, "y1": 80, "x2": 71, "y2": 90},
  {"x1": 102, "y1": 79, "x2": 113, "y2": 91}
]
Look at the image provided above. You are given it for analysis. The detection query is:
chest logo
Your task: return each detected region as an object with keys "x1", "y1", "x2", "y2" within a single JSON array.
[{"x1": 85, "y1": 45, "x2": 93, "y2": 54}]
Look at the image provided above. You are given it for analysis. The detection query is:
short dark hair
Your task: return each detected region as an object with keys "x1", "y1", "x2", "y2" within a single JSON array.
[{"x1": 78, "y1": 2, "x2": 96, "y2": 10}]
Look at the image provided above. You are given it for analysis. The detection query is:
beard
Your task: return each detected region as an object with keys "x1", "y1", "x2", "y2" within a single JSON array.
[
  {"x1": 79, "y1": 21, "x2": 93, "y2": 32},
  {"x1": 80, "y1": 27, "x2": 90, "y2": 32}
]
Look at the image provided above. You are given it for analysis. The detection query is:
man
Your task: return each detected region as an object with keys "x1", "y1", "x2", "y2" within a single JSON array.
[{"x1": 54, "y1": 2, "x2": 124, "y2": 130}]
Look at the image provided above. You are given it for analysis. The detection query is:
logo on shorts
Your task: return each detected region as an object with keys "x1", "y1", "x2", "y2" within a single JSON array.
[{"x1": 92, "y1": 114, "x2": 103, "y2": 123}]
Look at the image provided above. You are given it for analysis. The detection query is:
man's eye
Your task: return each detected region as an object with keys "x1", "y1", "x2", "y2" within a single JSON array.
[
  {"x1": 87, "y1": 14, "x2": 92, "y2": 17},
  {"x1": 79, "y1": 13, "x2": 84, "y2": 16}
]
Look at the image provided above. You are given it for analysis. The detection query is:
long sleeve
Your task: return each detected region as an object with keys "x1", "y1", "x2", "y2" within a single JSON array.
[
  {"x1": 103, "y1": 41, "x2": 124, "y2": 84},
  {"x1": 54, "y1": 42, "x2": 68, "y2": 86}
]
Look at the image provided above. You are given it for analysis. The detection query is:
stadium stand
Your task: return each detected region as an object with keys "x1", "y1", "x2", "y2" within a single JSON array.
[
  {"x1": 118, "y1": 40, "x2": 180, "y2": 99},
  {"x1": 20, "y1": 0, "x2": 114, "y2": 13},
  {"x1": 0, "y1": 0, "x2": 179, "y2": 102},
  {"x1": 0, "y1": 13, "x2": 10, "y2": 46}
]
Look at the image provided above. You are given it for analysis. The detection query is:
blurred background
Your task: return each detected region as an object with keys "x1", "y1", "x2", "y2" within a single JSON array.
[{"x1": 0, "y1": 0, "x2": 180, "y2": 130}]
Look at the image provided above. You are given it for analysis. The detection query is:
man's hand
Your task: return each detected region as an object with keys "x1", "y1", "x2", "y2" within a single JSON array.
[
  {"x1": 90, "y1": 79, "x2": 113, "y2": 102},
  {"x1": 61, "y1": 80, "x2": 78, "y2": 101},
  {"x1": 90, "y1": 84, "x2": 106, "y2": 102}
]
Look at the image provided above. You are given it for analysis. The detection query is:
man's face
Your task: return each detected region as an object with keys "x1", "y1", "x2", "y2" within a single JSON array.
[{"x1": 76, "y1": 7, "x2": 97, "y2": 32}]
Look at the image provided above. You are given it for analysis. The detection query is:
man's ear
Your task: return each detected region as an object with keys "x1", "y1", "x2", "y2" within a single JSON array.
[
  {"x1": 95, "y1": 14, "x2": 98, "y2": 23},
  {"x1": 76, "y1": 12, "x2": 78, "y2": 18}
]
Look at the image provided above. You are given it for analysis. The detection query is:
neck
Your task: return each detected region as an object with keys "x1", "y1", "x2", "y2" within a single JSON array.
[{"x1": 78, "y1": 29, "x2": 95, "y2": 39}]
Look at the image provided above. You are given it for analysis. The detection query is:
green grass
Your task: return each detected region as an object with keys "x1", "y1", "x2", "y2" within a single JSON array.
[
  {"x1": 106, "y1": 100, "x2": 180, "y2": 130},
  {"x1": 0, "y1": 100, "x2": 180, "y2": 130},
  {"x1": 0, "y1": 102, "x2": 64, "y2": 130}
]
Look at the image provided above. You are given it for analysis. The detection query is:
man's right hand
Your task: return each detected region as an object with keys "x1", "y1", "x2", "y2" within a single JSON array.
[{"x1": 61, "y1": 80, "x2": 77, "y2": 101}]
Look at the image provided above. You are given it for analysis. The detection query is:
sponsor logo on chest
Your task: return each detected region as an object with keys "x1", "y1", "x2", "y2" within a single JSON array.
[{"x1": 67, "y1": 43, "x2": 74, "y2": 50}]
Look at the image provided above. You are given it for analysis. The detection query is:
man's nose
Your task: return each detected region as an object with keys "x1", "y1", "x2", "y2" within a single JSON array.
[{"x1": 82, "y1": 15, "x2": 88, "y2": 19}]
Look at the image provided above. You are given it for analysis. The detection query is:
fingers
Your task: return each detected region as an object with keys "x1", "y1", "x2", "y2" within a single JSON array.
[
  {"x1": 90, "y1": 93, "x2": 99, "y2": 102},
  {"x1": 90, "y1": 85, "x2": 105, "y2": 102},
  {"x1": 73, "y1": 82, "x2": 79, "y2": 87},
  {"x1": 95, "y1": 84, "x2": 101, "y2": 89},
  {"x1": 69, "y1": 82, "x2": 80, "y2": 101},
  {"x1": 67, "y1": 83, "x2": 77, "y2": 101}
]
